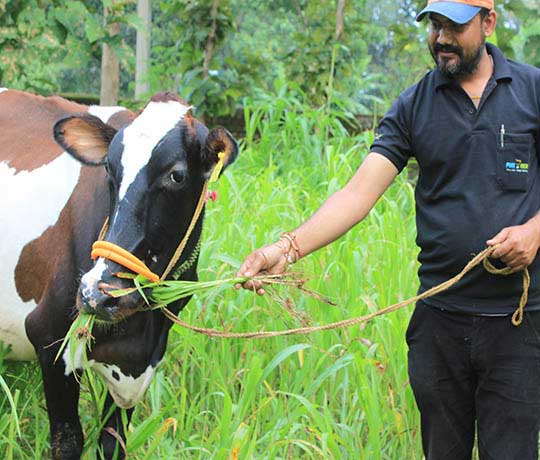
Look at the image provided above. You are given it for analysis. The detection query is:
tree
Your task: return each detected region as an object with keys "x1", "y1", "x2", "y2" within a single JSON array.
[
  {"x1": 100, "y1": 1, "x2": 121, "y2": 105},
  {"x1": 135, "y1": 0, "x2": 151, "y2": 99}
]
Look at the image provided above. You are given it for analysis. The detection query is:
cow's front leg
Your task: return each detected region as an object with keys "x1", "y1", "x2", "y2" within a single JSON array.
[
  {"x1": 98, "y1": 393, "x2": 133, "y2": 460},
  {"x1": 38, "y1": 352, "x2": 83, "y2": 460},
  {"x1": 26, "y1": 305, "x2": 83, "y2": 460}
]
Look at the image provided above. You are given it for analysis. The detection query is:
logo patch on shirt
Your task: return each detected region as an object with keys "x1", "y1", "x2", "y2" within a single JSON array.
[{"x1": 505, "y1": 159, "x2": 529, "y2": 173}]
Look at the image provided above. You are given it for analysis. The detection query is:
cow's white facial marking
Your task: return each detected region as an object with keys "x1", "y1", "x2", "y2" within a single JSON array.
[
  {"x1": 88, "y1": 105, "x2": 126, "y2": 124},
  {"x1": 0, "y1": 88, "x2": 7, "y2": 94},
  {"x1": 0, "y1": 155, "x2": 81, "y2": 360},
  {"x1": 118, "y1": 101, "x2": 190, "y2": 201},
  {"x1": 80, "y1": 258, "x2": 107, "y2": 300}
]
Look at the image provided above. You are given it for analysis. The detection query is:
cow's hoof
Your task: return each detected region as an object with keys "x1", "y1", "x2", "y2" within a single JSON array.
[{"x1": 51, "y1": 424, "x2": 83, "y2": 460}]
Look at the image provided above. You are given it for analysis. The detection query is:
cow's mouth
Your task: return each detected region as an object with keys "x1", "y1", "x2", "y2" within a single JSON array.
[{"x1": 76, "y1": 288, "x2": 149, "y2": 323}]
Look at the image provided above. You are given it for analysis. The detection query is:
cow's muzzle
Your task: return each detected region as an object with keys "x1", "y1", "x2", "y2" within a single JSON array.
[{"x1": 77, "y1": 281, "x2": 146, "y2": 322}]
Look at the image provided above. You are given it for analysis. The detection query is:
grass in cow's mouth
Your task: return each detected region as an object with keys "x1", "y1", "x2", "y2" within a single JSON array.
[
  {"x1": 54, "y1": 313, "x2": 96, "y2": 373},
  {"x1": 106, "y1": 271, "x2": 335, "y2": 311}
]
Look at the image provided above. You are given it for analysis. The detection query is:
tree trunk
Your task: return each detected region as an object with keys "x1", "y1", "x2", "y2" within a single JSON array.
[
  {"x1": 100, "y1": 2, "x2": 120, "y2": 106},
  {"x1": 135, "y1": 0, "x2": 151, "y2": 99},
  {"x1": 203, "y1": 0, "x2": 219, "y2": 78},
  {"x1": 335, "y1": 0, "x2": 346, "y2": 41}
]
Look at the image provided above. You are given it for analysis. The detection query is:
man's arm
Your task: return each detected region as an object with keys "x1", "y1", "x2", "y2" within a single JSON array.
[{"x1": 236, "y1": 152, "x2": 399, "y2": 293}]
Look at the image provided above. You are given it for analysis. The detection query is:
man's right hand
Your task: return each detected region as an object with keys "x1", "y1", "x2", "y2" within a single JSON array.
[{"x1": 235, "y1": 242, "x2": 289, "y2": 295}]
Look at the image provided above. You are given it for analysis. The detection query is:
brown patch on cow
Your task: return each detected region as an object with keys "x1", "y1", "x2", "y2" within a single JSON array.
[
  {"x1": 0, "y1": 91, "x2": 89, "y2": 173},
  {"x1": 182, "y1": 114, "x2": 198, "y2": 140},
  {"x1": 15, "y1": 166, "x2": 109, "y2": 304},
  {"x1": 55, "y1": 116, "x2": 116, "y2": 165},
  {"x1": 107, "y1": 110, "x2": 136, "y2": 131},
  {"x1": 150, "y1": 92, "x2": 188, "y2": 105}
]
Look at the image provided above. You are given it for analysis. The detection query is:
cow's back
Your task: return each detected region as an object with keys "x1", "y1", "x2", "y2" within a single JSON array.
[{"x1": 0, "y1": 89, "x2": 133, "y2": 360}]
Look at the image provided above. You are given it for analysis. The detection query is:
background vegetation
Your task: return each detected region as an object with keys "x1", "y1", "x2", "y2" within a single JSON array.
[
  {"x1": 1, "y1": 0, "x2": 539, "y2": 458},
  {"x1": 1, "y1": 0, "x2": 539, "y2": 118}
]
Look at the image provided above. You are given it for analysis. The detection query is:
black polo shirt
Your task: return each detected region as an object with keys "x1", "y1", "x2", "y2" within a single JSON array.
[{"x1": 371, "y1": 43, "x2": 540, "y2": 314}]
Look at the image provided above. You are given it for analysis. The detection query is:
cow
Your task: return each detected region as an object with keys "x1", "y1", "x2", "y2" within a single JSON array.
[{"x1": 0, "y1": 88, "x2": 238, "y2": 460}]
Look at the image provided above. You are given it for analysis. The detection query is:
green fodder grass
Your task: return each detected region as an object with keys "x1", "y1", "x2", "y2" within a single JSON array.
[{"x1": 1, "y1": 87, "x2": 423, "y2": 459}]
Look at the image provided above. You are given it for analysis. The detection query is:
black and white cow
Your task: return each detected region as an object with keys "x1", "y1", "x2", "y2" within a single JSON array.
[{"x1": 0, "y1": 88, "x2": 238, "y2": 459}]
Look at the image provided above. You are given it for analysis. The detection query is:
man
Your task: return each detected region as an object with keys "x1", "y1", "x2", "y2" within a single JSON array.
[{"x1": 237, "y1": 1, "x2": 540, "y2": 458}]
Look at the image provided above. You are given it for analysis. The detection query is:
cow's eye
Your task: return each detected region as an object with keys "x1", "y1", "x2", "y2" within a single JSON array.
[{"x1": 170, "y1": 169, "x2": 186, "y2": 185}]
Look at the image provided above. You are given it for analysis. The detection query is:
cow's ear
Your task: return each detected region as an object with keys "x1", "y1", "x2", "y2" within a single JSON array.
[
  {"x1": 54, "y1": 114, "x2": 117, "y2": 166},
  {"x1": 202, "y1": 127, "x2": 238, "y2": 178}
]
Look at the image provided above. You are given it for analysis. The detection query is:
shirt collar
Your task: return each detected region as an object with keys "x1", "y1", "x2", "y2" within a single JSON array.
[{"x1": 434, "y1": 43, "x2": 513, "y2": 91}]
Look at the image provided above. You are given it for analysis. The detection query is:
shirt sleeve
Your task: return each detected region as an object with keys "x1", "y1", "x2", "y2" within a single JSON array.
[{"x1": 369, "y1": 95, "x2": 413, "y2": 173}]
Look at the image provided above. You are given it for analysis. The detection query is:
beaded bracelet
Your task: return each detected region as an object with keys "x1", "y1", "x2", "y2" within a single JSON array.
[{"x1": 278, "y1": 232, "x2": 302, "y2": 264}]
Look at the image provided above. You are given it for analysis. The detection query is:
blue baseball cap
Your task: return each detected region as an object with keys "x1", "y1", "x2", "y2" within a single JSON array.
[{"x1": 416, "y1": 0, "x2": 492, "y2": 24}]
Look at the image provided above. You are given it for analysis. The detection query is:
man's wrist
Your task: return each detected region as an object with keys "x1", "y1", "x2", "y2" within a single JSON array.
[
  {"x1": 277, "y1": 232, "x2": 302, "y2": 264},
  {"x1": 525, "y1": 214, "x2": 540, "y2": 248}
]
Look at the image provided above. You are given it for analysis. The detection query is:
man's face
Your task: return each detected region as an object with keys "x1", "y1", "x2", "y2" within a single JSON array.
[{"x1": 428, "y1": 12, "x2": 486, "y2": 79}]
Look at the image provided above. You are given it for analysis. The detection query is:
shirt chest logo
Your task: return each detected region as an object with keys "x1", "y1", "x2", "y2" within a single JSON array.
[{"x1": 505, "y1": 159, "x2": 529, "y2": 174}]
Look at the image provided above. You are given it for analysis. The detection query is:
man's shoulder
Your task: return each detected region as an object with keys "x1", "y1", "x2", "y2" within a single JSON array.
[{"x1": 506, "y1": 58, "x2": 540, "y2": 81}]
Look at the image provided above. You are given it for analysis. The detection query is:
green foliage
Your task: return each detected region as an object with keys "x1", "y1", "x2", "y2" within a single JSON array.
[
  {"x1": 0, "y1": 0, "x2": 140, "y2": 96},
  {"x1": 149, "y1": 0, "x2": 239, "y2": 116},
  {"x1": 276, "y1": 1, "x2": 375, "y2": 108},
  {"x1": 2, "y1": 0, "x2": 539, "y2": 117},
  {"x1": 0, "y1": 0, "x2": 62, "y2": 92},
  {"x1": 506, "y1": 0, "x2": 540, "y2": 66}
]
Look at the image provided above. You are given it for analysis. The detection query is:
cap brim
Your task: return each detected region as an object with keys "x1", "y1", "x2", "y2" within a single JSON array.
[{"x1": 416, "y1": 2, "x2": 481, "y2": 24}]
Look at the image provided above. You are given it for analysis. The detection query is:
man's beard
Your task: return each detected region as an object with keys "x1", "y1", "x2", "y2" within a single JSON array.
[{"x1": 430, "y1": 40, "x2": 485, "y2": 78}]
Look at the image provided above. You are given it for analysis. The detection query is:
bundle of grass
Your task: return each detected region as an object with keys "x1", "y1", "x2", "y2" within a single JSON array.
[
  {"x1": 54, "y1": 313, "x2": 96, "y2": 371},
  {"x1": 107, "y1": 272, "x2": 334, "y2": 309}
]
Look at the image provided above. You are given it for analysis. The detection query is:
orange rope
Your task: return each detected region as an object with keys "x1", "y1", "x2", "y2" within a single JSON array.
[{"x1": 91, "y1": 241, "x2": 160, "y2": 282}]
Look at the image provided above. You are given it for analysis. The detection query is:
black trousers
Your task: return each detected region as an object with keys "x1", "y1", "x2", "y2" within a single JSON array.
[{"x1": 407, "y1": 301, "x2": 540, "y2": 460}]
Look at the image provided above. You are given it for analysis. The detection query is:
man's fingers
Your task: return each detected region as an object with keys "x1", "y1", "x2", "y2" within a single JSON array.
[
  {"x1": 237, "y1": 252, "x2": 265, "y2": 278},
  {"x1": 487, "y1": 228, "x2": 510, "y2": 246},
  {"x1": 237, "y1": 244, "x2": 288, "y2": 295},
  {"x1": 490, "y1": 240, "x2": 513, "y2": 260}
]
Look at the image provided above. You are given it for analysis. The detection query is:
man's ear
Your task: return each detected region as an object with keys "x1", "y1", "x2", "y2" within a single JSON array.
[
  {"x1": 202, "y1": 127, "x2": 239, "y2": 178},
  {"x1": 483, "y1": 9, "x2": 497, "y2": 37},
  {"x1": 54, "y1": 114, "x2": 117, "y2": 166}
]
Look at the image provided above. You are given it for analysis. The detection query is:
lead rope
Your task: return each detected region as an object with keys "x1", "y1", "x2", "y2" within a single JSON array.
[{"x1": 161, "y1": 246, "x2": 530, "y2": 338}]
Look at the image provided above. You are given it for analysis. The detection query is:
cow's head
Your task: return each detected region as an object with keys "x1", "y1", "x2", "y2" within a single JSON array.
[{"x1": 54, "y1": 93, "x2": 238, "y2": 322}]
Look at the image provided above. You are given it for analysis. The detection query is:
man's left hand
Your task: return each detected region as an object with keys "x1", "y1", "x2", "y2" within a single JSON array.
[{"x1": 487, "y1": 215, "x2": 540, "y2": 271}]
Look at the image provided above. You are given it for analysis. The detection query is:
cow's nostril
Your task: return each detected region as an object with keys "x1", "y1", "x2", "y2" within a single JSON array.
[{"x1": 97, "y1": 282, "x2": 117, "y2": 296}]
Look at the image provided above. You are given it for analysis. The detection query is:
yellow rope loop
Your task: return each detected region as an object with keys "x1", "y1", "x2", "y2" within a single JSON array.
[
  {"x1": 482, "y1": 257, "x2": 515, "y2": 276},
  {"x1": 512, "y1": 268, "x2": 530, "y2": 326}
]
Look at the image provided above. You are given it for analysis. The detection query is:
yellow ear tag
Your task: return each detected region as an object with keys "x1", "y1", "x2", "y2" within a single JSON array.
[{"x1": 209, "y1": 151, "x2": 225, "y2": 183}]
